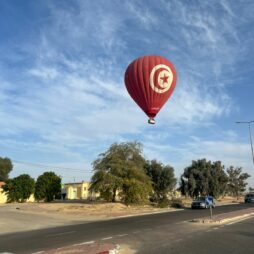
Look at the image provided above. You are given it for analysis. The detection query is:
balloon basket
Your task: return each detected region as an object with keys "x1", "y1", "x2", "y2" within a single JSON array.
[{"x1": 148, "y1": 118, "x2": 155, "y2": 124}]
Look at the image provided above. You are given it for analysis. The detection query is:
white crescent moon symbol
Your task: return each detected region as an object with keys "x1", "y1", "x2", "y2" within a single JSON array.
[{"x1": 149, "y1": 64, "x2": 174, "y2": 93}]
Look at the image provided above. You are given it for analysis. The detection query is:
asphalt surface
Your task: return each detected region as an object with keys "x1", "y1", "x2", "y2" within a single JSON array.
[
  {"x1": 134, "y1": 215, "x2": 254, "y2": 254},
  {"x1": 0, "y1": 203, "x2": 253, "y2": 254}
]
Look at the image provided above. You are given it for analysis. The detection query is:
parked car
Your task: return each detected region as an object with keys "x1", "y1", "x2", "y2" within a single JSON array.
[
  {"x1": 191, "y1": 196, "x2": 215, "y2": 209},
  {"x1": 244, "y1": 193, "x2": 254, "y2": 203}
]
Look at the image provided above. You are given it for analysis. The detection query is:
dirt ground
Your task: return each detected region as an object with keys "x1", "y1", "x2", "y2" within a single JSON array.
[
  {"x1": 216, "y1": 196, "x2": 244, "y2": 203},
  {"x1": 3, "y1": 201, "x2": 179, "y2": 219}
]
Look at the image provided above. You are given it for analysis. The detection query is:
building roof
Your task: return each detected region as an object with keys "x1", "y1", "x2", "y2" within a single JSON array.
[{"x1": 64, "y1": 181, "x2": 90, "y2": 185}]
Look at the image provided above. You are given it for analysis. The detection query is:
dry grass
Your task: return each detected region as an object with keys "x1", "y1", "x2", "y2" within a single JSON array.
[
  {"x1": 13, "y1": 201, "x2": 176, "y2": 219},
  {"x1": 8, "y1": 195, "x2": 243, "y2": 219},
  {"x1": 216, "y1": 195, "x2": 244, "y2": 203}
]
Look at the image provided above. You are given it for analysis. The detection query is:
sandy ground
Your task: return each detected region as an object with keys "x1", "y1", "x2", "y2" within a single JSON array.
[
  {"x1": 2, "y1": 201, "x2": 179, "y2": 218},
  {"x1": 181, "y1": 196, "x2": 244, "y2": 206}
]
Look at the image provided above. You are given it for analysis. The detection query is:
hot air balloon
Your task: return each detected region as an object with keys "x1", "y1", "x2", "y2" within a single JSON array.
[{"x1": 124, "y1": 55, "x2": 177, "y2": 124}]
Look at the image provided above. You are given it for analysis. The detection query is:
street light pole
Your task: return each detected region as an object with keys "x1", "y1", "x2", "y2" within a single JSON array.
[{"x1": 236, "y1": 120, "x2": 254, "y2": 166}]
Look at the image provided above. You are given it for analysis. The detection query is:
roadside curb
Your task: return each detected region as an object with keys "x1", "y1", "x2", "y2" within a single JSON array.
[
  {"x1": 217, "y1": 212, "x2": 254, "y2": 224},
  {"x1": 97, "y1": 244, "x2": 120, "y2": 254},
  {"x1": 191, "y1": 209, "x2": 254, "y2": 224},
  {"x1": 37, "y1": 243, "x2": 120, "y2": 254},
  {"x1": 216, "y1": 202, "x2": 241, "y2": 206},
  {"x1": 114, "y1": 208, "x2": 184, "y2": 219}
]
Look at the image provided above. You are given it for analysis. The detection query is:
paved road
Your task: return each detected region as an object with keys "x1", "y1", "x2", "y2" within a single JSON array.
[
  {"x1": 133, "y1": 215, "x2": 254, "y2": 253},
  {"x1": 0, "y1": 203, "x2": 253, "y2": 254}
]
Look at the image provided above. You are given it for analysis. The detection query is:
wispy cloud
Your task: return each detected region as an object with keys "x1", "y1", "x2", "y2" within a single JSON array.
[
  {"x1": 126, "y1": 1, "x2": 158, "y2": 29},
  {"x1": 28, "y1": 67, "x2": 59, "y2": 80}
]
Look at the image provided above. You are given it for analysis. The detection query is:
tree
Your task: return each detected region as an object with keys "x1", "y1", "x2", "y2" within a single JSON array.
[
  {"x1": 180, "y1": 159, "x2": 228, "y2": 198},
  {"x1": 226, "y1": 166, "x2": 250, "y2": 199},
  {"x1": 89, "y1": 142, "x2": 152, "y2": 204},
  {"x1": 34, "y1": 172, "x2": 61, "y2": 202},
  {"x1": 121, "y1": 169, "x2": 152, "y2": 204},
  {"x1": 209, "y1": 161, "x2": 228, "y2": 198},
  {"x1": 0, "y1": 157, "x2": 13, "y2": 182},
  {"x1": 145, "y1": 160, "x2": 176, "y2": 202},
  {"x1": 2, "y1": 174, "x2": 35, "y2": 202}
]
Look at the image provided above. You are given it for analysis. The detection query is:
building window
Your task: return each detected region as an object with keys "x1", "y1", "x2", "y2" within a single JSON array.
[{"x1": 84, "y1": 187, "x2": 87, "y2": 191}]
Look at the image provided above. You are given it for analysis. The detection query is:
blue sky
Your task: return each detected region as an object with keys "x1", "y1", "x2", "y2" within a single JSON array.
[{"x1": 1, "y1": 0, "x2": 254, "y2": 186}]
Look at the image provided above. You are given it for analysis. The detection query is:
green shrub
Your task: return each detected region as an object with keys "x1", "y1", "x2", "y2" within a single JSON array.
[
  {"x1": 157, "y1": 196, "x2": 170, "y2": 208},
  {"x1": 2, "y1": 174, "x2": 35, "y2": 203},
  {"x1": 35, "y1": 172, "x2": 61, "y2": 202},
  {"x1": 169, "y1": 198, "x2": 184, "y2": 208}
]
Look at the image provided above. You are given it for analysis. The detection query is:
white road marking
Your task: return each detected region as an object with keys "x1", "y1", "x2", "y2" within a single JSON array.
[
  {"x1": 0, "y1": 252, "x2": 15, "y2": 254},
  {"x1": 116, "y1": 209, "x2": 184, "y2": 218},
  {"x1": 143, "y1": 228, "x2": 152, "y2": 231},
  {"x1": 102, "y1": 236, "x2": 113, "y2": 240},
  {"x1": 73, "y1": 241, "x2": 95, "y2": 246},
  {"x1": 132, "y1": 231, "x2": 141, "y2": 234},
  {"x1": 175, "y1": 222, "x2": 184, "y2": 225},
  {"x1": 116, "y1": 234, "x2": 128, "y2": 237},
  {"x1": 46, "y1": 231, "x2": 75, "y2": 237},
  {"x1": 226, "y1": 216, "x2": 254, "y2": 225},
  {"x1": 206, "y1": 227, "x2": 220, "y2": 232},
  {"x1": 161, "y1": 243, "x2": 171, "y2": 247},
  {"x1": 31, "y1": 252, "x2": 45, "y2": 254}
]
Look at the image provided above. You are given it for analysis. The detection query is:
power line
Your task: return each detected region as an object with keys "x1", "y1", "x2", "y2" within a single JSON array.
[{"x1": 13, "y1": 160, "x2": 93, "y2": 173}]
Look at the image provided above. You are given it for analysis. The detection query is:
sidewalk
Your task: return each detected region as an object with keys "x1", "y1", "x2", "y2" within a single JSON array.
[
  {"x1": 192, "y1": 207, "x2": 254, "y2": 224},
  {"x1": 41, "y1": 242, "x2": 120, "y2": 254}
]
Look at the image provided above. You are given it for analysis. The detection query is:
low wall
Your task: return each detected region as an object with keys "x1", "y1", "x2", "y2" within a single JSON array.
[
  {"x1": 0, "y1": 188, "x2": 7, "y2": 203},
  {"x1": 0, "y1": 188, "x2": 35, "y2": 203}
]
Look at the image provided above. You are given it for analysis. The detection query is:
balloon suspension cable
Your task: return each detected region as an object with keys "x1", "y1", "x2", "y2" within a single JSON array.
[{"x1": 148, "y1": 118, "x2": 155, "y2": 124}]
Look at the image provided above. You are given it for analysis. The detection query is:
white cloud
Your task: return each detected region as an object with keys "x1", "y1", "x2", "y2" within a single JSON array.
[
  {"x1": 126, "y1": 1, "x2": 158, "y2": 29},
  {"x1": 157, "y1": 76, "x2": 231, "y2": 127},
  {"x1": 220, "y1": 0, "x2": 235, "y2": 17},
  {"x1": 28, "y1": 67, "x2": 59, "y2": 80}
]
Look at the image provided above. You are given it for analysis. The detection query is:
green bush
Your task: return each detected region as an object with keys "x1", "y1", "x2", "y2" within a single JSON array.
[
  {"x1": 156, "y1": 196, "x2": 170, "y2": 208},
  {"x1": 2, "y1": 174, "x2": 35, "y2": 203},
  {"x1": 34, "y1": 172, "x2": 61, "y2": 202},
  {"x1": 169, "y1": 198, "x2": 184, "y2": 208}
]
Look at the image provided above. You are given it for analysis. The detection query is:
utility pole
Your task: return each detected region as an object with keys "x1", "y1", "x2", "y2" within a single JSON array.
[{"x1": 236, "y1": 120, "x2": 254, "y2": 166}]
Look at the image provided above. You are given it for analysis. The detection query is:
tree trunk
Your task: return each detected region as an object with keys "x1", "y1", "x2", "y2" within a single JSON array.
[{"x1": 112, "y1": 188, "x2": 117, "y2": 202}]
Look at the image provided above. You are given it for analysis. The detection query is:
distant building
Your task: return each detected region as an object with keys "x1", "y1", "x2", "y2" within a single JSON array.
[
  {"x1": 1, "y1": 180, "x2": 97, "y2": 203},
  {"x1": 0, "y1": 181, "x2": 35, "y2": 203},
  {"x1": 64, "y1": 181, "x2": 98, "y2": 200}
]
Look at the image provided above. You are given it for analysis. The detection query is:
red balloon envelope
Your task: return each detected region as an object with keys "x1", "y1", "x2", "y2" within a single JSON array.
[{"x1": 124, "y1": 55, "x2": 177, "y2": 124}]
